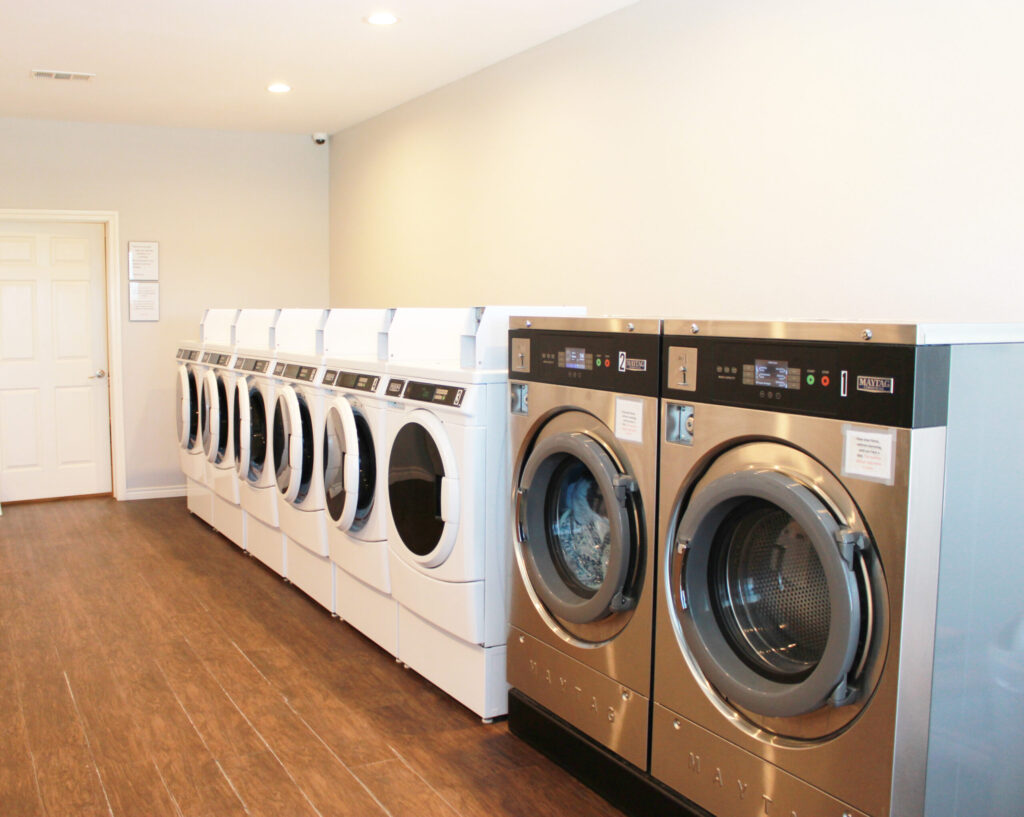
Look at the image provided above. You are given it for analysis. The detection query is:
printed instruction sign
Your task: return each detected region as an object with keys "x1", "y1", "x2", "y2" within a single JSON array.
[
  {"x1": 841, "y1": 425, "x2": 897, "y2": 485},
  {"x1": 128, "y1": 241, "x2": 159, "y2": 280},
  {"x1": 614, "y1": 397, "x2": 644, "y2": 443},
  {"x1": 129, "y1": 281, "x2": 160, "y2": 322}
]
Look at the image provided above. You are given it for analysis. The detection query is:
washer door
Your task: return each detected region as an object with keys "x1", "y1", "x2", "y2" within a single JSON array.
[
  {"x1": 515, "y1": 413, "x2": 642, "y2": 637},
  {"x1": 388, "y1": 410, "x2": 459, "y2": 568},
  {"x1": 233, "y1": 377, "x2": 250, "y2": 478},
  {"x1": 175, "y1": 365, "x2": 198, "y2": 450},
  {"x1": 202, "y1": 371, "x2": 229, "y2": 464},
  {"x1": 323, "y1": 397, "x2": 376, "y2": 532},
  {"x1": 246, "y1": 383, "x2": 269, "y2": 484},
  {"x1": 273, "y1": 386, "x2": 313, "y2": 504},
  {"x1": 671, "y1": 445, "x2": 877, "y2": 723}
]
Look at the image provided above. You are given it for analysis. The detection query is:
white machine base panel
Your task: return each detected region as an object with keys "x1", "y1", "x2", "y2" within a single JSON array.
[
  {"x1": 651, "y1": 705, "x2": 869, "y2": 817},
  {"x1": 334, "y1": 567, "x2": 398, "y2": 657},
  {"x1": 212, "y1": 495, "x2": 245, "y2": 548},
  {"x1": 287, "y1": 537, "x2": 334, "y2": 613},
  {"x1": 239, "y1": 484, "x2": 278, "y2": 527},
  {"x1": 210, "y1": 467, "x2": 240, "y2": 504},
  {"x1": 180, "y1": 450, "x2": 205, "y2": 481},
  {"x1": 397, "y1": 606, "x2": 508, "y2": 720},
  {"x1": 328, "y1": 526, "x2": 390, "y2": 594},
  {"x1": 186, "y1": 479, "x2": 214, "y2": 526},
  {"x1": 246, "y1": 515, "x2": 286, "y2": 576},
  {"x1": 279, "y1": 501, "x2": 328, "y2": 557},
  {"x1": 389, "y1": 552, "x2": 487, "y2": 646}
]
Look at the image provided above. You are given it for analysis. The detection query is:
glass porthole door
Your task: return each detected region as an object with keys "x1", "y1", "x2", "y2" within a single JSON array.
[
  {"x1": 273, "y1": 387, "x2": 313, "y2": 504},
  {"x1": 387, "y1": 410, "x2": 459, "y2": 568},
  {"x1": 671, "y1": 459, "x2": 874, "y2": 723},
  {"x1": 234, "y1": 378, "x2": 250, "y2": 479},
  {"x1": 176, "y1": 366, "x2": 198, "y2": 450},
  {"x1": 323, "y1": 398, "x2": 374, "y2": 532},
  {"x1": 515, "y1": 423, "x2": 641, "y2": 636}
]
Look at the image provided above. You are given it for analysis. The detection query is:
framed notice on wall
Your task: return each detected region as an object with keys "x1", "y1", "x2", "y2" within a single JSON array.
[
  {"x1": 128, "y1": 241, "x2": 159, "y2": 280},
  {"x1": 129, "y1": 281, "x2": 160, "y2": 321}
]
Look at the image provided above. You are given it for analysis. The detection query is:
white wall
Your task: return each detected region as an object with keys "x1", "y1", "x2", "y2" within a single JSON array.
[
  {"x1": 329, "y1": 0, "x2": 1024, "y2": 322},
  {"x1": 0, "y1": 117, "x2": 330, "y2": 494}
]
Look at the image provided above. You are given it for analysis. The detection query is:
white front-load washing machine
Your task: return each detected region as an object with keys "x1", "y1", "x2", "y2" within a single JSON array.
[
  {"x1": 384, "y1": 305, "x2": 585, "y2": 719},
  {"x1": 321, "y1": 308, "x2": 397, "y2": 654},
  {"x1": 198, "y1": 308, "x2": 244, "y2": 547},
  {"x1": 176, "y1": 334, "x2": 213, "y2": 525},
  {"x1": 652, "y1": 319, "x2": 1024, "y2": 817},
  {"x1": 271, "y1": 308, "x2": 332, "y2": 610},
  {"x1": 232, "y1": 308, "x2": 285, "y2": 574}
]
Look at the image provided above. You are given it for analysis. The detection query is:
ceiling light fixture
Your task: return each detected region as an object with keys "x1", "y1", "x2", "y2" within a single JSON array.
[
  {"x1": 267, "y1": 82, "x2": 291, "y2": 93},
  {"x1": 365, "y1": 11, "x2": 399, "y2": 25}
]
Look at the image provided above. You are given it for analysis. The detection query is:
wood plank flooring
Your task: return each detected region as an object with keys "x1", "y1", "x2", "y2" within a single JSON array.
[{"x1": 0, "y1": 497, "x2": 624, "y2": 817}]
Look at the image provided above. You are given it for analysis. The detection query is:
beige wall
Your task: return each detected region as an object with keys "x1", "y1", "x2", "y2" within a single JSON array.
[
  {"x1": 0, "y1": 117, "x2": 329, "y2": 494},
  {"x1": 329, "y1": 0, "x2": 1024, "y2": 321}
]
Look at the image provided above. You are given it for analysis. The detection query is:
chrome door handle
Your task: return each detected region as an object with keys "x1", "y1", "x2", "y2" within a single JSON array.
[{"x1": 89, "y1": 369, "x2": 107, "y2": 379}]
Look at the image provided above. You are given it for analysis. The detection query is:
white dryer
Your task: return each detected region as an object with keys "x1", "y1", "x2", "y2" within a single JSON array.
[
  {"x1": 271, "y1": 308, "x2": 332, "y2": 611},
  {"x1": 198, "y1": 309, "x2": 244, "y2": 547},
  {"x1": 384, "y1": 305, "x2": 585, "y2": 720},
  {"x1": 232, "y1": 309, "x2": 285, "y2": 574},
  {"x1": 322, "y1": 308, "x2": 396, "y2": 654},
  {"x1": 175, "y1": 334, "x2": 213, "y2": 525}
]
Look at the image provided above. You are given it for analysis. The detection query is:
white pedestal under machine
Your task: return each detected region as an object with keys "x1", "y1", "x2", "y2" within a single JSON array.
[
  {"x1": 232, "y1": 309, "x2": 285, "y2": 574},
  {"x1": 321, "y1": 308, "x2": 397, "y2": 654},
  {"x1": 506, "y1": 317, "x2": 662, "y2": 772},
  {"x1": 653, "y1": 320, "x2": 1024, "y2": 817},
  {"x1": 175, "y1": 334, "x2": 212, "y2": 525},
  {"x1": 271, "y1": 308, "x2": 332, "y2": 611},
  {"x1": 198, "y1": 308, "x2": 244, "y2": 547}
]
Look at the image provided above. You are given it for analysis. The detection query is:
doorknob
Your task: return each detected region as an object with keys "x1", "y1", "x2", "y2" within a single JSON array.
[{"x1": 89, "y1": 369, "x2": 107, "y2": 379}]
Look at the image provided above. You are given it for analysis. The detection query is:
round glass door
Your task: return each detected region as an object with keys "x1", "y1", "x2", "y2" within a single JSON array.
[
  {"x1": 673, "y1": 466, "x2": 867, "y2": 721},
  {"x1": 212, "y1": 374, "x2": 230, "y2": 464},
  {"x1": 247, "y1": 386, "x2": 267, "y2": 483},
  {"x1": 176, "y1": 366, "x2": 198, "y2": 449},
  {"x1": 517, "y1": 426, "x2": 640, "y2": 632},
  {"x1": 233, "y1": 380, "x2": 246, "y2": 472},
  {"x1": 199, "y1": 376, "x2": 211, "y2": 454},
  {"x1": 323, "y1": 400, "x2": 375, "y2": 532},
  {"x1": 388, "y1": 411, "x2": 458, "y2": 566},
  {"x1": 273, "y1": 388, "x2": 313, "y2": 504}
]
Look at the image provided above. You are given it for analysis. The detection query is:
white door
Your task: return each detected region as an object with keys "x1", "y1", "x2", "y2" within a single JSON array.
[{"x1": 0, "y1": 221, "x2": 112, "y2": 502}]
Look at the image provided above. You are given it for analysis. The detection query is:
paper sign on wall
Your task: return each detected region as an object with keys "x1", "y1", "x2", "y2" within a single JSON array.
[
  {"x1": 841, "y1": 425, "x2": 897, "y2": 485},
  {"x1": 615, "y1": 397, "x2": 644, "y2": 443},
  {"x1": 128, "y1": 241, "x2": 159, "y2": 280},
  {"x1": 129, "y1": 282, "x2": 160, "y2": 322}
]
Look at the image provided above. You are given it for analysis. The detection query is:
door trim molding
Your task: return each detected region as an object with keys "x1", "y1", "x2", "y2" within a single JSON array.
[{"x1": 0, "y1": 209, "x2": 127, "y2": 500}]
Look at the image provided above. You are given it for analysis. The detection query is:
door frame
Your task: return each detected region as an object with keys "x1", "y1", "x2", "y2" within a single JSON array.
[{"x1": 0, "y1": 209, "x2": 126, "y2": 500}]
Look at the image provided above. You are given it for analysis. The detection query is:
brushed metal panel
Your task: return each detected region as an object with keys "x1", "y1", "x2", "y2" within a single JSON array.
[
  {"x1": 509, "y1": 316, "x2": 662, "y2": 336},
  {"x1": 662, "y1": 319, "x2": 922, "y2": 345},
  {"x1": 508, "y1": 628, "x2": 649, "y2": 770},
  {"x1": 651, "y1": 705, "x2": 869, "y2": 817}
]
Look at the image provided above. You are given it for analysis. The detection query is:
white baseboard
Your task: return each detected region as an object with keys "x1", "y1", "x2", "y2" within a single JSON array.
[{"x1": 123, "y1": 485, "x2": 187, "y2": 500}]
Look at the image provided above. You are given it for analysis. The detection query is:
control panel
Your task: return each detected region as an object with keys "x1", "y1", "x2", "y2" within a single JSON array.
[
  {"x1": 176, "y1": 349, "x2": 200, "y2": 361},
  {"x1": 329, "y1": 370, "x2": 381, "y2": 392},
  {"x1": 508, "y1": 329, "x2": 660, "y2": 397},
  {"x1": 277, "y1": 363, "x2": 318, "y2": 382},
  {"x1": 663, "y1": 335, "x2": 950, "y2": 428},
  {"x1": 235, "y1": 357, "x2": 270, "y2": 374},
  {"x1": 397, "y1": 380, "x2": 466, "y2": 407}
]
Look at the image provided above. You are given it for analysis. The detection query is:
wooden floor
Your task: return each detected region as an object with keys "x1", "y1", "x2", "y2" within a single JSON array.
[{"x1": 0, "y1": 497, "x2": 624, "y2": 817}]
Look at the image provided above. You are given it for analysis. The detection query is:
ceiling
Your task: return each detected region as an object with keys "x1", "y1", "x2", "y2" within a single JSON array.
[{"x1": 1, "y1": 0, "x2": 636, "y2": 135}]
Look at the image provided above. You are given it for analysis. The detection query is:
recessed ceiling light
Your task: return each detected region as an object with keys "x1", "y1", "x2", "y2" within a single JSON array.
[
  {"x1": 267, "y1": 82, "x2": 291, "y2": 94},
  {"x1": 366, "y1": 11, "x2": 399, "y2": 25}
]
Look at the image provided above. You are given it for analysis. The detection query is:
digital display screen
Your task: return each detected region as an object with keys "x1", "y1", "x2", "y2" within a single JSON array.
[
  {"x1": 565, "y1": 347, "x2": 587, "y2": 370},
  {"x1": 755, "y1": 359, "x2": 794, "y2": 389}
]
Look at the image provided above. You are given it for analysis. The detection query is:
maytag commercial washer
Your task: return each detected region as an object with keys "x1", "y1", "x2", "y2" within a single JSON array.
[
  {"x1": 506, "y1": 317, "x2": 661, "y2": 772},
  {"x1": 652, "y1": 320, "x2": 1024, "y2": 817}
]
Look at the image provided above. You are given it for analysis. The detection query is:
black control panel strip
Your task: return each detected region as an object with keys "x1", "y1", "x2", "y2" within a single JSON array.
[
  {"x1": 508, "y1": 329, "x2": 661, "y2": 397},
  {"x1": 662, "y1": 335, "x2": 950, "y2": 428}
]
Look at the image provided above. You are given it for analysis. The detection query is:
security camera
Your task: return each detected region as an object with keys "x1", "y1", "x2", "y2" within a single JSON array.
[{"x1": 312, "y1": 132, "x2": 328, "y2": 145}]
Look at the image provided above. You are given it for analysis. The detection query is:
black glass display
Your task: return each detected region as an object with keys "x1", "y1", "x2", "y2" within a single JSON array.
[
  {"x1": 709, "y1": 499, "x2": 830, "y2": 683},
  {"x1": 546, "y1": 457, "x2": 610, "y2": 597},
  {"x1": 388, "y1": 423, "x2": 445, "y2": 556},
  {"x1": 248, "y1": 387, "x2": 267, "y2": 481}
]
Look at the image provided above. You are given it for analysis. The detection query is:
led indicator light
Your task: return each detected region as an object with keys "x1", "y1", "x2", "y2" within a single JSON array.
[
  {"x1": 806, "y1": 374, "x2": 815, "y2": 386},
  {"x1": 821, "y1": 375, "x2": 831, "y2": 387}
]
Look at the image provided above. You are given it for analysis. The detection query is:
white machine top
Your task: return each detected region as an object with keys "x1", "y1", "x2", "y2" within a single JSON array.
[
  {"x1": 234, "y1": 308, "x2": 280, "y2": 352},
  {"x1": 388, "y1": 305, "x2": 586, "y2": 373},
  {"x1": 323, "y1": 308, "x2": 394, "y2": 362},
  {"x1": 200, "y1": 308, "x2": 239, "y2": 348},
  {"x1": 273, "y1": 308, "x2": 328, "y2": 358}
]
